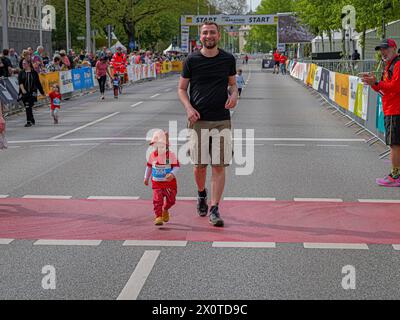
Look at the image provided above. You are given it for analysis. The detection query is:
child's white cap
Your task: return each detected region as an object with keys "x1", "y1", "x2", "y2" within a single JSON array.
[{"x1": 150, "y1": 130, "x2": 169, "y2": 146}]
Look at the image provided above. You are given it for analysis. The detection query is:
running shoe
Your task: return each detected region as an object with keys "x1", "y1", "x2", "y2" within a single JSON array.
[
  {"x1": 154, "y1": 217, "x2": 164, "y2": 226},
  {"x1": 197, "y1": 189, "x2": 209, "y2": 217},
  {"x1": 209, "y1": 206, "x2": 224, "y2": 227},
  {"x1": 162, "y1": 210, "x2": 170, "y2": 223},
  {"x1": 376, "y1": 174, "x2": 400, "y2": 187}
]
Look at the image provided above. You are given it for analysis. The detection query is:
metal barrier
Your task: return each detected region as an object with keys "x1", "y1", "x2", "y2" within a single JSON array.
[
  {"x1": 298, "y1": 59, "x2": 381, "y2": 77},
  {"x1": 289, "y1": 60, "x2": 390, "y2": 159}
]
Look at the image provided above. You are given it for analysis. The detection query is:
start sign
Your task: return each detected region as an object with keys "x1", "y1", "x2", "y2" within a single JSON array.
[{"x1": 181, "y1": 15, "x2": 277, "y2": 26}]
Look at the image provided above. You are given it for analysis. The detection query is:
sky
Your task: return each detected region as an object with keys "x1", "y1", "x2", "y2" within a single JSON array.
[{"x1": 248, "y1": 0, "x2": 262, "y2": 12}]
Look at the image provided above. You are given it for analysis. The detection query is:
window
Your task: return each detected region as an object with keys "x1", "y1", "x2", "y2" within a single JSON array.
[
  {"x1": 10, "y1": 2, "x2": 15, "y2": 15},
  {"x1": 34, "y1": 6, "x2": 37, "y2": 18},
  {"x1": 27, "y1": 5, "x2": 30, "y2": 17},
  {"x1": 19, "y1": 4, "x2": 23, "y2": 16}
]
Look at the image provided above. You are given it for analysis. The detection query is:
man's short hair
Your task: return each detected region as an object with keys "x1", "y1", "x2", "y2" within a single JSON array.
[{"x1": 201, "y1": 21, "x2": 220, "y2": 32}]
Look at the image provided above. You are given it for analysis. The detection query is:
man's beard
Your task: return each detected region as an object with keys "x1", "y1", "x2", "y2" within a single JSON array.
[{"x1": 202, "y1": 40, "x2": 217, "y2": 49}]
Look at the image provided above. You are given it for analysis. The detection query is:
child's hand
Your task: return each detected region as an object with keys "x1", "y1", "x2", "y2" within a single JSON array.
[
  {"x1": 144, "y1": 179, "x2": 149, "y2": 186},
  {"x1": 165, "y1": 174, "x2": 175, "y2": 182}
]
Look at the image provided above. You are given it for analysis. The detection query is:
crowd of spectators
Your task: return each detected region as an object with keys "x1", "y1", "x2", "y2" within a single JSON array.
[{"x1": 0, "y1": 45, "x2": 186, "y2": 78}]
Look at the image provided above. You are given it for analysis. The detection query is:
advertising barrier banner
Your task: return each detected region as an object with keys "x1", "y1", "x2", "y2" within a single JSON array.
[
  {"x1": 0, "y1": 78, "x2": 17, "y2": 104},
  {"x1": 376, "y1": 95, "x2": 385, "y2": 134},
  {"x1": 349, "y1": 76, "x2": 359, "y2": 113},
  {"x1": 39, "y1": 71, "x2": 60, "y2": 95},
  {"x1": 317, "y1": 68, "x2": 330, "y2": 98},
  {"x1": 59, "y1": 70, "x2": 74, "y2": 94},
  {"x1": 313, "y1": 66, "x2": 322, "y2": 91},
  {"x1": 335, "y1": 73, "x2": 350, "y2": 110},
  {"x1": 354, "y1": 83, "x2": 369, "y2": 120}
]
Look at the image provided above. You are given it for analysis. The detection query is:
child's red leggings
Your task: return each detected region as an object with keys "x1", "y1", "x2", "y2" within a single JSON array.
[{"x1": 153, "y1": 188, "x2": 177, "y2": 217}]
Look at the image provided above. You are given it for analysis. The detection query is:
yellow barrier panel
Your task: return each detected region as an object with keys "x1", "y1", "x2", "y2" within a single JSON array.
[
  {"x1": 39, "y1": 72, "x2": 60, "y2": 95},
  {"x1": 306, "y1": 64, "x2": 318, "y2": 87},
  {"x1": 334, "y1": 73, "x2": 350, "y2": 110},
  {"x1": 161, "y1": 61, "x2": 173, "y2": 74},
  {"x1": 171, "y1": 61, "x2": 183, "y2": 72}
]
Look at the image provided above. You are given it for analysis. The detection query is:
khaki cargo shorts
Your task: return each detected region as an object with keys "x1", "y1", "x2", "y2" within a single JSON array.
[{"x1": 187, "y1": 120, "x2": 233, "y2": 168}]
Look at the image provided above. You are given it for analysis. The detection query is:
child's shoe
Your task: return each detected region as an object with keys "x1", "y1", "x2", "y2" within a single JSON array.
[
  {"x1": 162, "y1": 210, "x2": 170, "y2": 223},
  {"x1": 154, "y1": 217, "x2": 164, "y2": 226}
]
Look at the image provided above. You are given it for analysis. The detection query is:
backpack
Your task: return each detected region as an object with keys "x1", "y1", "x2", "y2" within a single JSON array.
[{"x1": 386, "y1": 55, "x2": 400, "y2": 81}]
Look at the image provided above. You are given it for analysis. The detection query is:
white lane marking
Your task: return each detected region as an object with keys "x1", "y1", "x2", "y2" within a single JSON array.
[
  {"x1": 34, "y1": 240, "x2": 102, "y2": 246},
  {"x1": 7, "y1": 146, "x2": 21, "y2": 149},
  {"x1": 0, "y1": 239, "x2": 14, "y2": 245},
  {"x1": 393, "y1": 245, "x2": 400, "y2": 251},
  {"x1": 30, "y1": 145, "x2": 62, "y2": 148},
  {"x1": 237, "y1": 138, "x2": 365, "y2": 142},
  {"x1": 87, "y1": 196, "x2": 140, "y2": 200},
  {"x1": 49, "y1": 112, "x2": 120, "y2": 140},
  {"x1": 164, "y1": 88, "x2": 172, "y2": 92},
  {"x1": 317, "y1": 145, "x2": 349, "y2": 148},
  {"x1": 131, "y1": 101, "x2": 144, "y2": 108},
  {"x1": 8, "y1": 137, "x2": 366, "y2": 144},
  {"x1": 294, "y1": 198, "x2": 343, "y2": 203},
  {"x1": 358, "y1": 199, "x2": 400, "y2": 204},
  {"x1": 304, "y1": 243, "x2": 369, "y2": 250},
  {"x1": 22, "y1": 195, "x2": 72, "y2": 199},
  {"x1": 224, "y1": 197, "x2": 276, "y2": 201},
  {"x1": 0, "y1": 195, "x2": 9, "y2": 198},
  {"x1": 123, "y1": 240, "x2": 187, "y2": 247},
  {"x1": 176, "y1": 197, "x2": 197, "y2": 201},
  {"x1": 274, "y1": 144, "x2": 306, "y2": 147},
  {"x1": 69, "y1": 143, "x2": 99, "y2": 147},
  {"x1": 212, "y1": 242, "x2": 276, "y2": 248},
  {"x1": 109, "y1": 143, "x2": 143, "y2": 146},
  {"x1": 117, "y1": 250, "x2": 160, "y2": 300},
  {"x1": 150, "y1": 93, "x2": 160, "y2": 98}
]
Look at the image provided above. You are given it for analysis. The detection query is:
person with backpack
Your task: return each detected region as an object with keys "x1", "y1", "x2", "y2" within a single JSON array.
[{"x1": 362, "y1": 39, "x2": 400, "y2": 187}]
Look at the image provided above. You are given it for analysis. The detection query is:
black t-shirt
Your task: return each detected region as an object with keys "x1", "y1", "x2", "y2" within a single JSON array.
[
  {"x1": 0, "y1": 56, "x2": 12, "y2": 77},
  {"x1": 182, "y1": 49, "x2": 236, "y2": 121}
]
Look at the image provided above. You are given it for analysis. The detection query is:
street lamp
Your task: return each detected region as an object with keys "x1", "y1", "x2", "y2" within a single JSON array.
[
  {"x1": 65, "y1": 0, "x2": 70, "y2": 52},
  {"x1": 1, "y1": 0, "x2": 9, "y2": 49},
  {"x1": 85, "y1": 0, "x2": 91, "y2": 53}
]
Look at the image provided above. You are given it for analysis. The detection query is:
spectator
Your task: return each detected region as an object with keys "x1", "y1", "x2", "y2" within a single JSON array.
[
  {"x1": 42, "y1": 52, "x2": 50, "y2": 67},
  {"x1": 352, "y1": 50, "x2": 361, "y2": 61},
  {"x1": 279, "y1": 54, "x2": 288, "y2": 75},
  {"x1": 362, "y1": 39, "x2": 400, "y2": 187},
  {"x1": 19, "y1": 50, "x2": 32, "y2": 69},
  {"x1": 68, "y1": 49, "x2": 76, "y2": 69},
  {"x1": 106, "y1": 50, "x2": 113, "y2": 63},
  {"x1": 273, "y1": 49, "x2": 281, "y2": 75},
  {"x1": 8, "y1": 48, "x2": 19, "y2": 69},
  {"x1": 0, "y1": 49, "x2": 13, "y2": 77},
  {"x1": 79, "y1": 50, "x2": 86, "y2": 62},
  {"x1": 60, "y1": 50, "x2": 71, "y2": 70},
  {"x1": 18, "y1": 59, "x2": 45, "y2": 127},
  {"x1": 47, "y1": 55, "x2": 64, "y2": 72},
  {"x1": 32, "y1": 46, "x2": 45, "y2": 73}
]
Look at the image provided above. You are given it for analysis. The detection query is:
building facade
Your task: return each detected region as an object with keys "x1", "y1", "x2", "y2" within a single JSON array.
[{"x1": 0, "y1": 0, "x2": 52, "y2": 55}]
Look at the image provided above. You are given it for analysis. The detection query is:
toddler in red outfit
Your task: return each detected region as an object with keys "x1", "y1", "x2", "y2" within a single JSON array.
[
  {"x1": 48, "y1": 84, "x2": 62, "y2": 124},
  {"x1": 144, "y1": 130, "x2": 180, "y2": 226}
]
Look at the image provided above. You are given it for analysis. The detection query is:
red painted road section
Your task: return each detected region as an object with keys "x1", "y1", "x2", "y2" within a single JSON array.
[{"x1": 0, "y1": 199, "x2": 400, "y2": 244}]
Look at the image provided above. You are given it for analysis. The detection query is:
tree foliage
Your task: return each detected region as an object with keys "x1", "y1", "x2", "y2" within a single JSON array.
[{"x1": 245, "y1": 0, "x2": 400, "y2": 54}]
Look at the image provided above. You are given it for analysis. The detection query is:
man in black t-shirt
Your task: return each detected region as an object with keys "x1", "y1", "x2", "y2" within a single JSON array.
[
  {"x1": 0, "y1": 49, "x2": 12, "y2": 78},
  {"x1": 178, "y1": 22, "x2": 238, "y2": 228}
]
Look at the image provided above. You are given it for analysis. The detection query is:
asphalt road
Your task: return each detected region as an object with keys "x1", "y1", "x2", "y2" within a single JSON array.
[{"x1": 1, "y1": 62, "x2": 400, "y2": 300}]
